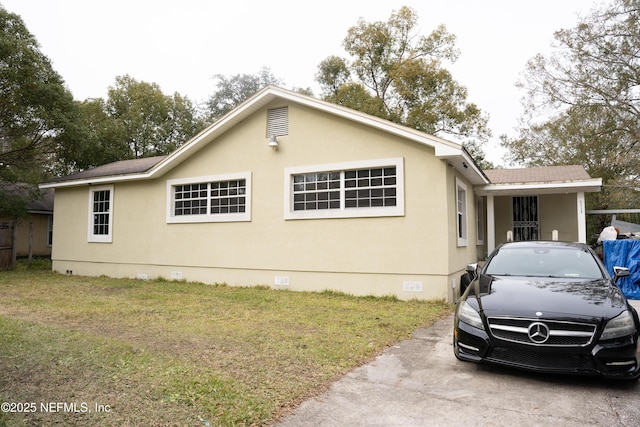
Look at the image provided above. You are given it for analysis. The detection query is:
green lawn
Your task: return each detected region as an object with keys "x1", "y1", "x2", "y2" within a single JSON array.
[{"x1": 0, "y1": 261, "x2": 452, "y2": 426}]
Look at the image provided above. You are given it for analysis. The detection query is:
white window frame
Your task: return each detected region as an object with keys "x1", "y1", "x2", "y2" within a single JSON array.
[
  {"x1": 476, "y1": 196, "x2": 485, "y2": 245},
  {"x1": 88, "y1": 185, "x2": 114, "y2": 243},
  {"x1": 456, "y1": 178, "x2": 468, "y2": 247},
  {"x1": 166, "y1": 172, "x2": 251, "y2": 224},
  {"x1": 284, "y1": 158, "x2": 404, "y2": 220}
]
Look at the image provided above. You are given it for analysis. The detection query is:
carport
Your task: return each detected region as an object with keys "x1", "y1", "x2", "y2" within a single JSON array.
[{"x1": 478, "y1": 166, "x2": 602, "y2": 252}]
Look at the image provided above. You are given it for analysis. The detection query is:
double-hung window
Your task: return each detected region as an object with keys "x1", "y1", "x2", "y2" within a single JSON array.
[
  {"x1": 167, "y1": 172, "x2": 251, "y2": 223},
  {"x1": 285, "y1": 158, "x2": 404, "y2": 219},
  {"x1": 88, "y1": 185, "x2": 114, "y2": 243}
]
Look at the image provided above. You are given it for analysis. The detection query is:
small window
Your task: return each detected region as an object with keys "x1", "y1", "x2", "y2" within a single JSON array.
[
  {"x1": 167, "y1": 172, "x2": 251, "y2": 223},
  {"x1": 456, "y1": 178, "x2": 467, "y2": 247},
  {"x1": 285, "y1": 158, "x2": 404, "y2": 220},
  {"x1": 88, "y1": 185, "x2": 114, "y2": 243}
]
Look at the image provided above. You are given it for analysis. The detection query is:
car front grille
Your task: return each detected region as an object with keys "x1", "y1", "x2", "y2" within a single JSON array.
[
  {"x1": 487, "y1": 317, "x2": 597, "y2": 347},
  {"x1": 487, "y1": 346, "x2": 596, "y2": 371}
]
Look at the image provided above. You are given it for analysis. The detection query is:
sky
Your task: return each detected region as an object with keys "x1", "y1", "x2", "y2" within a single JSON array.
[{"x1": 2, "y1": 0, "x2": 605, "y2": 165}]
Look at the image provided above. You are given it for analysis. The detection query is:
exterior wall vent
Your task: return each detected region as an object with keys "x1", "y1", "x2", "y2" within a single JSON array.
[{"x1": 267, "y1": 106, "x2": 288, "y2": 137}]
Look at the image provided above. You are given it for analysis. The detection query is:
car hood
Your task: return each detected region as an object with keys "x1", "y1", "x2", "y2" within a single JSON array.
[{"x1": 472, "y1": 275, "x2": 627, "y2": 320}]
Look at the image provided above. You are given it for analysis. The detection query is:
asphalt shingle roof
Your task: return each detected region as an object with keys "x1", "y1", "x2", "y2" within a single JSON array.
[
  {"x1": 483, "y1": 165, "x2": 591, "y2": 184},
  {"x1": 43, "y1": 156, "x2": 167, "y2": 184}
]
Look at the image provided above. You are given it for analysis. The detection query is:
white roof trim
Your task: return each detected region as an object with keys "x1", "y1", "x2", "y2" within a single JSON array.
[{"x1": 475, "y1": 178, "x2": 602, "y2": 196}]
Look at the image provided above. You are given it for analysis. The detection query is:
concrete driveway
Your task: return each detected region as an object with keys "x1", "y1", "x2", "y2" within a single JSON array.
[{"x1": 278, "y1": 301, "x2": 640, "y2": 427}]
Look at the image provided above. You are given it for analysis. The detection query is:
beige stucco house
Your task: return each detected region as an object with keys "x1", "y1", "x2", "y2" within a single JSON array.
[{"x1": 40, "y1": 86, "x2": 601, "y2": 301}]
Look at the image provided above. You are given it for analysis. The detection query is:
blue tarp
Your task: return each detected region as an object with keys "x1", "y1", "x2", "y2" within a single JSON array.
[{"x1": 603, "y1": 240, "x2": 640, "y2": 300}]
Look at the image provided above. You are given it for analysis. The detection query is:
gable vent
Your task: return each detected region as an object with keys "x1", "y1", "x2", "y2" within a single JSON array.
[{"x1": 267, "y1": 107, "x2": 288, "y2": 137}]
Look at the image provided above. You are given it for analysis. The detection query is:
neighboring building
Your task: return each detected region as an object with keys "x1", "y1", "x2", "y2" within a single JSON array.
[
  {"x1": 0, "y1": 186, "x2": 53, "y2": 261},
  {"x1": 40, "y1": 86, "x2": 601, "y2": 301}
]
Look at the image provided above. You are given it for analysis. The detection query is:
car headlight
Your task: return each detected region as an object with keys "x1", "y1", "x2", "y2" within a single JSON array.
[
  {"x1": 600, "y1": 310, "x2": 637, "y2": 341},
  {"x1": 458, "y1": 300, "x2": 484, "y2": 329}
]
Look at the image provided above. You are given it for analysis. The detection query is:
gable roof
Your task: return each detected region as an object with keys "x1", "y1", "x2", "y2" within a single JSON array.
[
  {"x1": 40, "y1": 86, "x2": 488, "y2": 189},
  {"x1": 478, "y1": 165, "x2": 601, "y2": 196}
]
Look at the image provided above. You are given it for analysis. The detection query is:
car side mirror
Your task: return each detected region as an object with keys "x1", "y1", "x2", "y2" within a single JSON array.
[
  {"x1": 466, "y1": 263, "x2": 478, "y2": 280},
  {"x1": 613, "y1": 266, "x2": 630, "y2": 283},
  {"x1": 459, "y1": 263, "x2": 479, "y2": 296}
]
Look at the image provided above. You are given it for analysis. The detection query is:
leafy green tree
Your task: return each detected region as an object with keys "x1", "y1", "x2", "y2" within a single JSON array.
[
  {"x1": 316, "y1": 56, "x2": 351, "y2": 97},
  {"x1": 206, "y1": 67, "x2": 283, "y2": 120},
  {"x1": 104, "y1": 75, "x2": 206, "y2": 159},
  {"x1": 0, "y1": 6, "x2": 79, "y2": 216},
  {"x1": 329, "y1": 83, "x2": 390, "y2": 120},
  {"x1": 316, "y1": 6, "x2": 491, "y2": 167},
  {"x1": 69, "y1": 75, "x2": 206, "y2": 169},
  {"x1": 61, "y1": 98, "x2": 126, "y2": 172},
  {"x1": 502, "y1": 0, "x2": 640, "y2": 208}
]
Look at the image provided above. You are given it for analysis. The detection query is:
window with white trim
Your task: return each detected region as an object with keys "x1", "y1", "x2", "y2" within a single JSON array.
[
  {"x1": 167, "y1": 172, "x2": 251, "y2": 223},
  {"x1": 88, "y1": 185, "x2": 113, "y2": 243},
  {"x1": 285, "y1": 158, "x2": 404, "y2": 219},
  {"x1": 456, "y1": 178, "x2": 468, "y2": 247}
]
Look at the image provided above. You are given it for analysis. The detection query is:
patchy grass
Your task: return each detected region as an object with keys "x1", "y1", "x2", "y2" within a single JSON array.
[{"x1": 0, "y1": 262, "x2": 452, "y2": 426}]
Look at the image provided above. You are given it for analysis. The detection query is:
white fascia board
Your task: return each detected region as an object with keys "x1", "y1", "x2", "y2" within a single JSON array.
[
  {"x1": 475, "y1": 178, "x2": 602, "y2": 196},
  {"x1": 39, "y1": 173, "x2": 151, "y2": 189},
  {"x1": 461, "y1": 150, "x2": 490, "y2": 184},
  {"x1": 433, "y1": 144, "x2": 462, "y2": 157}
]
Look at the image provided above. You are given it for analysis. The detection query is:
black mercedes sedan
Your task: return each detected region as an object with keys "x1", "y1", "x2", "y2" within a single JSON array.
[{"x1": 453, "y1": 241, "x2": 640, "y2": 380}]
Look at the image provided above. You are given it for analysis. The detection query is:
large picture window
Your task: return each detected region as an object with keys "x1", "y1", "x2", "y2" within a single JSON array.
[
  {"x1": 285, "y1": 158, "x2": 404, "y2": 219},
  {"x1": 167, "y1": 172, "x2": 251, "y2": 223},
  {"x1": 88, "y1": 185, "x2": 114, "y2": 243}
]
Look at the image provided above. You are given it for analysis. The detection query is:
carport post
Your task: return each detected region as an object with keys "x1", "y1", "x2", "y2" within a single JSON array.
[
  {"x1": 577, "y1": 192, "x2": 586, "y2": 243},
  {"x1": 487, "y1": 194, "x2": 495, "y2": 254}
]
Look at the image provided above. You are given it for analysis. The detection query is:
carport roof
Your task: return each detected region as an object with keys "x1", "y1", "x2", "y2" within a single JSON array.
[
  {"x1": 478, "y1": 165, "x2": 601, "y2": 196},
  {"x1": 484, "y1": 165, "x2": 592, "y2": 184}
]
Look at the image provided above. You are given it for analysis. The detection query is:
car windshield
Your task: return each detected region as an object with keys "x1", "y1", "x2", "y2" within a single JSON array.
[{"x1": 483, "y1": 246, "x2": 605, "y2": 279}]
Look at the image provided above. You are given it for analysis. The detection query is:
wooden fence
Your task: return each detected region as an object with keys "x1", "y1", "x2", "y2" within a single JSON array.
[{"x1": 0, "y1": 221, "x2": 15, "y2": 269}]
